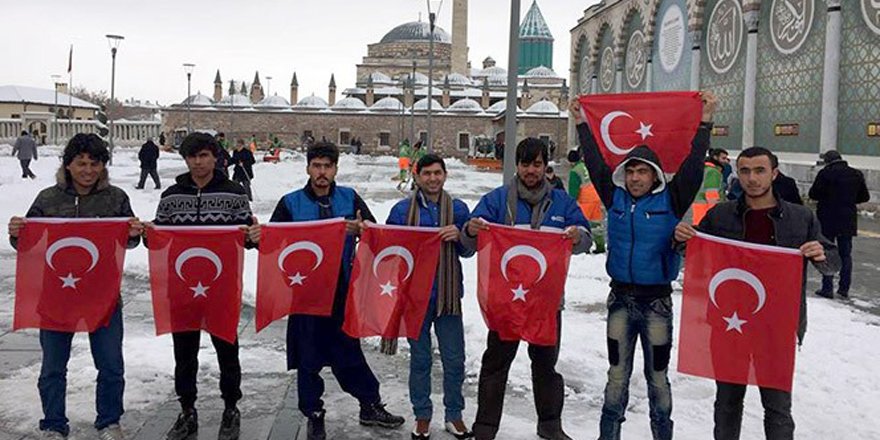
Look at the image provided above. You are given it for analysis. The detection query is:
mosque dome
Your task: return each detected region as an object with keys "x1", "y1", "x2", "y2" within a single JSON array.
[
  {"x1": 294, "y1": 94, "x2": 329, "y2": 110},
  {"x1": 380, "y1": 21, "x2": 451, "y2": 44},
  {"x1": 526, "y1": 99, "x2": 560, "y2": 114},
  {"x1": 181, "y1": 93, "x2": 214, "y2": 107},
  {"x1": 332, "y1": 97, "x2": 367, "y2": 111},
  {"x1": 256, "y1": 94, "x2": 290, "y2": 109},
  {"x1": 447, "y1": 98, "x2": 483, "y2": 113}
]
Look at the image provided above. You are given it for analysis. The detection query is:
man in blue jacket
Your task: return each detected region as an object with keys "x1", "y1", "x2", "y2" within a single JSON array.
[
  {"x1": 461, "y1": 138, "x2": 592, "y2": 440},
  {"x1": 571, "y1": 92, "x2": 717, "y2": 440},
  {"x1": 263, "y1": 142, "x2": 404, "y2": 440},
  {"x1": 386, "y1": 154, "x2": 475, "y2": 440}
]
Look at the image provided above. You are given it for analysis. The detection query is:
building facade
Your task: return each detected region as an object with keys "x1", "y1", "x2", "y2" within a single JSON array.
[{"x1": 569, "y1": 0, "x2": 880, "y2": 157}]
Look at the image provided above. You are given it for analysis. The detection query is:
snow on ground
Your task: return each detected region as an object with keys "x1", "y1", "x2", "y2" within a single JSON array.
[{"x1": 0, "y1": 145, "x2": 879, "y2": 439}]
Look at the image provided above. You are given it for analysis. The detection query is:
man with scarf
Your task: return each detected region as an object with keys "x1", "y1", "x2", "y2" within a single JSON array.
[
  {"x1": 386, "y1": 154, "x2": 475, "y2": 440},
  {"x1": 461, "y1": 138, "x2": 592, "y2": 440},
  {"x1": 263, "y1": 142, "x2": 404, "y2": 440}
]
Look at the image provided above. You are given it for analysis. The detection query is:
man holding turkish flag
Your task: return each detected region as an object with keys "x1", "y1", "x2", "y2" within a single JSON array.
[
  {"x1": 674, "y1": 147, "x2": 839, "y2": 439},
  {"x1": 255, "y1": 218, "x2": 347, "y2": 331},
  {"x1": 343, "y1": 223, "x2": 442, "y2": 339},
  {"x1": 476, "y1": 224, "x2": 572, "y2": 346},
  {"x1": 577, "y1": 91, "x2": 704, "y2": 173}
]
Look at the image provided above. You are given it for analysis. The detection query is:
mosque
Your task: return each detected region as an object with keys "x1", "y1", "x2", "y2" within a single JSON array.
[{"x1": 162, "y1": 0, "x2": 571, "y2": 157}]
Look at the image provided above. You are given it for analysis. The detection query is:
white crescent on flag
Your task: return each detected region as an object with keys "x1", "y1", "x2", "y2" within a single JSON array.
[
  {"x1": 708, "y1": 267, "x2": 767, "y2": 314},
  {"x1": 500, "y1": 245, "x2": 548, "y2": 283},
  {"x1": 372, "y1": 246, "x2": 415, "y2": 281},
  {"x1": 175, "y1": 247, "x2": 223, "y2": 281},
  {"x1": 277, "y1": 241, "x2": 324, "y2": 272},
  {"x1": 45, "y1": 237, "x2": 99, "y2": 272}
]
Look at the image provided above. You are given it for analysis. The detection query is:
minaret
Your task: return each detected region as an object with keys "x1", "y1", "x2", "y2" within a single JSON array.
[
  {"x1": 290, "y1": 72, "x2": 299, "y2": 105},
  {"x1": 250, "y1": 72, "x2": 264, "y2": 103},
  {"x1": 520, "y1": 78, "x2": 531, "y2": 109},
  {"x1": 442, "y1": 75, "x2": 451, "y2": 108},
  {"x1": 451, "y1": 0, "x2": 469, "y2": 75},
  {"x1": 481, "y1": 77, "x2": 490, "y2": 109},
  {"x1": 366, "y1": 75, "x2": 375, "y2": 107},
  {"x1": 213, "y1": 70, "x2": 223, "y2": 102},
  {"x1": 328, "y1": 74, "x2": 337, "y2": 106},
  {"x1": 240, "y1": 82, "x2": 248, "y2": 95},
  {"x1": 228, "y1": 80, "x2": 236, "y2": 96}
]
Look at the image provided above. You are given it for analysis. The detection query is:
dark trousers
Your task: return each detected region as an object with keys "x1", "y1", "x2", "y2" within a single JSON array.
[
  {"x1": 821, "y1": 235, "x2": 853, "y2": 294},
  {"x1": 714, "y1": 381, "x2": 793, "y2": 440},
  {"x1": 136, "y1": 167, "x2": 160, "y2": 189},
  {"x1": 20, "y1": 159, "x2": 36, "y2": 178},
  {"x1": 39, "y1": 304, "x2": 124, "y2": 435},
  {"x1": 472, "y1": 313, "x2": 563, "y2": 439},
  {"x1": 234, "y1": 176, "x2": 252, "y2": 201},
  {"x1": 172, "y1": 331, "x2": 242, "y2": 410}
]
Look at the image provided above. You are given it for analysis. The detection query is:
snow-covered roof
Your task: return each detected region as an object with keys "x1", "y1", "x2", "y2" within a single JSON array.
[
  {"x1": 402, "y1": 72, "x2": 430, "y2": 86},
  {"x1": 181, "y1": 93, "x2": 215, "y2": 107},
  {"x1": 413, "y1": 97, "x2": 443, "y2": 112},
  {"x1": 520, "y1": 0, "x2": 554, "y2": 40},
  {"x1": 364, "y1": 71, "x2": 394, "y2": 85},
  {"x1": 256, "y1": 94, "x2": 290, "y2": 109},
  {"x1": 488, "y1": 75, "x2": 508, "y2": 86},
  {"x1": 294, "y1": 94, "x2": 329, "y2": 109},
  {"x1": 332, "y1": 97, "x2": 367, "y2": 111},
  {"x1": 447, "y1": 98, "x2": 483, "y2": 113},
  {"x1": 480, "y1": 66, "x2": 507, "y2": 77},
  {"x1": 370, "y1": 97, "x2": 404, "y2": 112},
  {"x1": 217, "y1": 94, "x2": 251, "y2": 108},
  {"x1": 444, "y1": 73, "x2": 473, "y2": 87},
  {"x1": 487, "y1": 99, "x2": 522, "y2": 114},
  {"x1": 526, "y1": 99, "x2": 560, "y2": 114},
  {"x1": 0, "y1": 85, "x2": 99, "y2": 109},
  {"x1": 380, "y1": 21, "x2": 451, "y2": 44},
  {"x1": 524, "y1": 66, "x2": 560, "y2": 78}
]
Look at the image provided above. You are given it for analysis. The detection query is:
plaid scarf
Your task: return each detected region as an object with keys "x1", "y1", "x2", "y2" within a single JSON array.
[{"x1": 380, "y1": 189, "x2": 461, "y2": 355}]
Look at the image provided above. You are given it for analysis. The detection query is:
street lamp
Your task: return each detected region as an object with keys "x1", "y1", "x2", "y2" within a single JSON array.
[
  {"x1": 410, "y1": 59, "x2": 417, "y2": 145},
  {"x1": 266, "y1": 75, "x2": 272, "y2": 96},
  {"x1": 503, "y1": 1, "x2": 520, "y2": 182},
  {"x1": 183, "y1": 63, "x2": 195, "y2": 134},
  {"x1": 51, "y1": 74, "x2": 61, "y2": 146},
  {"x1": 106, "y1": 34, "x2": 124, "y2": 164},
  {"x1": 425, "y1": 0, "x2": 444, "y2": 154}
]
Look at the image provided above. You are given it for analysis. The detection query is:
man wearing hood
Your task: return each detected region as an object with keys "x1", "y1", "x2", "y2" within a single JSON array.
[
  {"x1": 571, "y1": 91, "x2": 717, "y2": 440},
  {"x1": 462, "y1": 138, "x2": 592, "y2": 440},
  {"x1": 136, "y1": 137, "x2": 161, "y2": 190}
]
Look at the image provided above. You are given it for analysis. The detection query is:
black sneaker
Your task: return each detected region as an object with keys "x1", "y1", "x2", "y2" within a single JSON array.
[
  {"x1": 815, "y1": 290, "x2": 833, "y2": 299},
  {"x1": 307, "y1": 410, "x2": 326, "y2": 440},
  {"x1": 536, "y1": 426, "x2": 573, "y2": 440},
  {"x1": 218, "y1": 407, "x2": 240, "y2": 440},
  {"x1": 359, "y1": 402, "x2": 405, "y2": 429},
  {"x1": 166, "y1": 408, "x2": 197, "y2": 440},
  {"x1": 838, "y1": 290, "x2": 849, "y2": 299}
]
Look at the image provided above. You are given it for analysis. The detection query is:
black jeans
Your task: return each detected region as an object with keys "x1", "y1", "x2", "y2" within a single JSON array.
[
  {"x1": 821, "y1": 235, "x2": 852, "y2": 294},
  {"x1": 714, "y1": 381, "x2": 793, "y2": 440},
  {"x1": 472, "y1": 313, "x2": 563, "y2": 439},
  {"x1": 137, "y1": 167, "x2": 160, "y2": 189},
  {"x1": 234, "y1": 176, "x2": 252, "y2": 201},
  {"x1": 20, "y1": 159, "x2": 35, "y2": 178},
  {"x1": 172, "y1": 331, "x2": 242, "y2": 410}
]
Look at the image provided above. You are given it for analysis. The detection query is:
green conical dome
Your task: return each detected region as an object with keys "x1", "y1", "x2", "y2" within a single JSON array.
[
  {"x1": 518, "y1": 1, "x2": 554, "y2": 74},
  {"x1": 520, "y1": 0, "x2": 553, "y2": 41}
]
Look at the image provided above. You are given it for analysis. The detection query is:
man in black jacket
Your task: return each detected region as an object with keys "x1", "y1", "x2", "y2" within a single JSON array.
[
  {"x1": 230, "y1": 139, "x2": 256, "y2": 201},
  {"x1": 675, "y1": 147, "x2": 839, "y2": 440},
  {"x1": 136, "y1": 137, "x2": 161, "y2": 189},
  {"x1": 152, "y1": 133, "x2": 259, "y2": 440},
  {"x1": 809, "y1": 150, "x2": 871, "y2": 299}
]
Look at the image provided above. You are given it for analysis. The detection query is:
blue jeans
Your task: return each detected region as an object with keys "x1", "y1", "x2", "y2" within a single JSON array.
[
  {"x1": 39, "y1": 304, "x2": 124, "y2": 435},
  {"x1": 599, "y1": 292, "x2": 673, "y2": 440},
  {"x1": 408, "y1": 298, "x2": 466, "y2": 422},
  {"x1": 821, "y1": 235, "x2": 852, "y2": 294}
]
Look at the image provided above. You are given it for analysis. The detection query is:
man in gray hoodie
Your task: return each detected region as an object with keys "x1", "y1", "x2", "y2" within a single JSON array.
[{"x1": 12, "y1": 130, "x2": 38, "y2": 179}]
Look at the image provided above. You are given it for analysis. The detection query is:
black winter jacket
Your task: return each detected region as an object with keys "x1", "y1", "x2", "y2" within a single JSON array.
[
  {"x1": 138, "y1": 141, "x2": 160, "y2": 169},
  {"x1": 808, "y1": 160, "x2": 870, "y2": 237}
]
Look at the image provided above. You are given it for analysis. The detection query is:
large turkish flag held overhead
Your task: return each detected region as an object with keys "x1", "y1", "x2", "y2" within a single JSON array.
[
  {"x1": 578, "y1": 91, "x2": 702, "y2": 172},
  {"x1": 477, "y1": 224, "x2": 572, "y2": 346},
  {"x1": 255, "y1": 219, "x2": 347, "y2": 331},
  {"x1": 343, "y1": 223, "x2": 442, "y2": 340},
  {"x1": 678, "y1": 233, "x2": 804, "y2": 392},
  {"x1": 147, "y1": 226, "x2": 244, "y2": 344},
  {"x1": 14, "y1": 218, "x2": 129, "y2": 332}
]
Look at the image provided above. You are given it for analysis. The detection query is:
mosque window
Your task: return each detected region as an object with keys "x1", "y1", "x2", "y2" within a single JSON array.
[
  {"x1": 379, "y1": 131, "x2": 391, "y2": 147},
  {"x1": 458, "y1": 132, "x2": 471, "y2": 151},
  {"x1": 339, "y1": 130, "x2": 351, "y2": 145}
]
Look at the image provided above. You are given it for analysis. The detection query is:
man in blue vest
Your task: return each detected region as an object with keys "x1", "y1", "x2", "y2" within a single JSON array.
[
  {"x1": 462, "y1": 138, "x2": 592, "y2": 440},
  {"x1": 570, "y1": 92, "x2": 717, "y2": 440},
  {"x1": 265, "y1": 142, "x2": 405, "y2": 440}
]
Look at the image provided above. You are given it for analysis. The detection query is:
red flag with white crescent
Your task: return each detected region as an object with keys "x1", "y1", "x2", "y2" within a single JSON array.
[
  {"x1": 477, "y1": 224, "x2": 572, "y2": 346},
  {"x1": 14, "y1": 218, "x2": 129, "y2": 332},
  {"x1": 343, "y1": 223, "x2": 442, "y2": 340},
  {"x1": 578, "y1": 91, "x2": 702, "y2": 172},
  {"x1": 147, "y1": 226, "x2": 244, "y2": 344},
  {"x1": 678, "y1": 233, "x2": 804, "y2": 392},
  {"x1": 255, "y1": 219, "x2": 347, "y2": 331}
]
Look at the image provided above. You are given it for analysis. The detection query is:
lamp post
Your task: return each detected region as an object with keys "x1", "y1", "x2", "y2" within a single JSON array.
[
  {"x1": 266, "y1": 75, "x2": 272, "y2": 96},
  {"x1": 425, "y1": 0, "x2": 444, "y2": 154},
  {"x1": 503, "y1": 1, "x2": 520, "y2": 182},
  {"x1": 51, "y1": 74, "x2": 61, "y2": 146},
  {"x1": 183, "y1": 63, "x2": 195, "y2": 134},
  {"x1": 410, "y1": 59, "x2": 417, "y2": 145},
  {"x1": 106, "y1": 34, "x2": 124, "y2": 164}
]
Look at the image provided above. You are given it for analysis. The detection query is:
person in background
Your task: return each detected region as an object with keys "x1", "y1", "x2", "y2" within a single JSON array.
[
  {"x1": 230, "y1": 139, "x2": 256, "y2": 201},
  {"x1": 545, "y1": 166, "x2": 565, "y2": 190},
  {"x1": 692, "y1": 148, "x2": 728, "y2": 225},
  {"x1": 215, "y1": 133, "x2": 231, "y2": 178},
  {"x1": 12, "y1": 130, "x2": 38, "y2": 179},
  {"x1": 136, "y1": 137, "x2": 161, "y2": 190},
  {"x1": 568, "y1": 149, "x2": 606, "y2": 253}
]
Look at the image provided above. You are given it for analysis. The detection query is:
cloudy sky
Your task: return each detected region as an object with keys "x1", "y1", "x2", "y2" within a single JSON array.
[{"x1": 0, "y1": 0, "x2": 600, "y2": 105}]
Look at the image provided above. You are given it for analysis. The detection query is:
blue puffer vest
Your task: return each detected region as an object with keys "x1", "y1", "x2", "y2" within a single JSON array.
[
  {"x1": 606, "y1": 188, "x2": 680, "y2": 285},
  {"x1": 282, "y1": 186, "x2": 357, "y2": 284}
]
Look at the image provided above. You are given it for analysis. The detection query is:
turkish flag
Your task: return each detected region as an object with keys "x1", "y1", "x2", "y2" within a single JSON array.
[
  {"x1": 678, "y1": 233, "x2": 804, "y2": 392},
  {"x1": 477, "y1": 224, "x2": 572, "y2": 346},
  {"x1": 578, "y1": 91, "x2": 702, "y2": 172},
  {"x1": 255, "y1": 219, "x2": 347, "y2": 331},
  {"x1": 343, "y1": 223, "x2": 442, "y2": 340},
  {"x1": 147, "y1": 226, "x2": 244, "y2": 344},
  {"x1": 14, "y1": 218, "x2": 129, "y2": 332}
]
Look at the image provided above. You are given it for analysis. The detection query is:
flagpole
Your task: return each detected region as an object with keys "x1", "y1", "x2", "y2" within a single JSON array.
[{"x1": 68, "y1": 45, "x2": 73, "y2": 136}]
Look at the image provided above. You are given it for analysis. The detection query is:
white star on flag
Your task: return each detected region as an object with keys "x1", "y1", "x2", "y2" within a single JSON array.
[
  {"x1": 190, "y1": 282, "x2": 210, "y2": 298},
  {"x1": 59, "y1": 273, "x2": 81, "y2": 289},
  {"x1": 511, "y1": 284, "x2": 528, "y2": 302},
  {"x1": 379, "y1": 281, "x2": 397, "y2": 297},
  {"x1": 723, "y1": 311, "x2": 748, "y2": 334},
  {"x1": 288, "y1": 272, "x2": 307, "y2": 286},
  {"x1": 635, "y1": 122, "x2": 654, "y2": 141}
]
